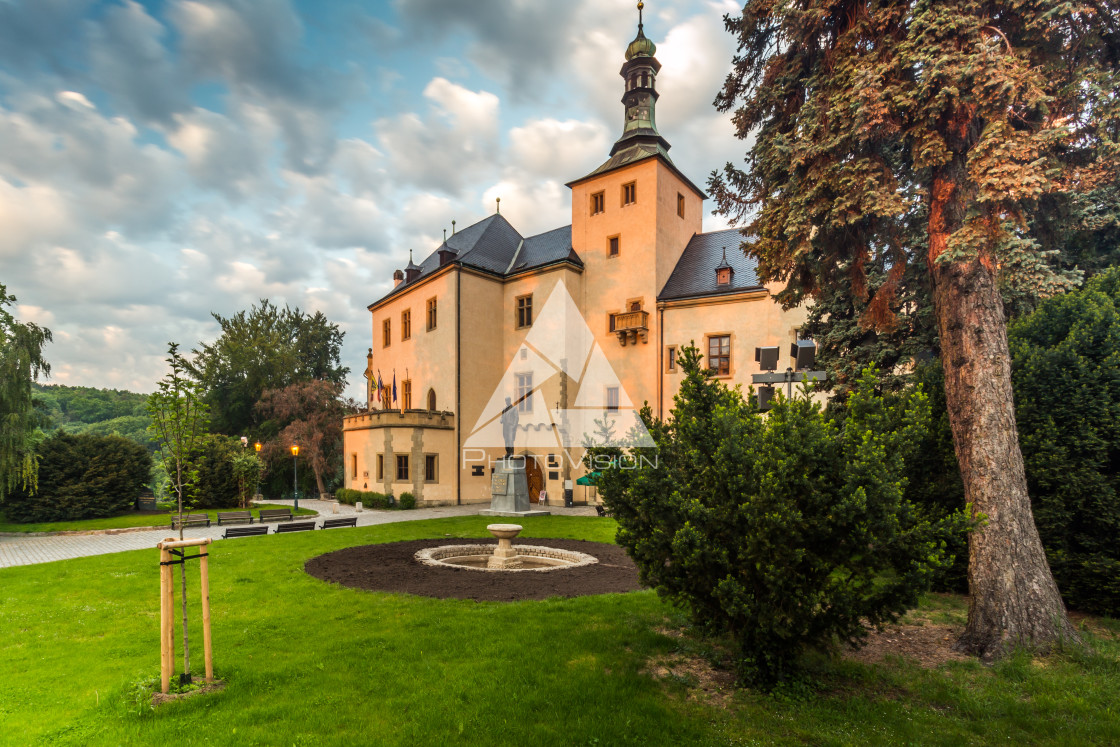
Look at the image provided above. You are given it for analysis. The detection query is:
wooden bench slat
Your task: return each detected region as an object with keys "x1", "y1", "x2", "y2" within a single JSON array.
[
  {"x1": 217, "y1": 511, "x2": 254, "y2": 525},
  {"x1": 274, "y1": 521, "x2": 315, "y2": 533},
  {"x1": 222, "y1": 525, "x2": 269, "y2": 539},
  {"x1": 171, "y1": 514, "x2": 211, "y2": 528},
  {"x1": 258, "y1": 509, "x2": 294, "y2": 523}
]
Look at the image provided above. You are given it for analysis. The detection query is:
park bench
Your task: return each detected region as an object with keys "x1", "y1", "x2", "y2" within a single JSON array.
[
  {"x1": 258, "y1": 508, "x2": 294, "y2": 523},
  {"x1": 222, "y1": 525, "x2": 269, "y2": 539},
  {"x1": 171, "y1": 514, "x2": 211, "y2": 529},
  {"x1": 321, "y1": 517, "x2": 357, "y2": 530},
  {"x1": 216, "y1": 510, "x2": 254, "y2": 525},
  {"x1": 594, "y1": 504, "x2": 611, "y2": 518},
  {"x1": 275, "y1": 521, "x2": 316, "y2": 533}
]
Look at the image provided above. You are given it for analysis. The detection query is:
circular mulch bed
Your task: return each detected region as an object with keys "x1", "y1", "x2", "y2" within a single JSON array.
[{"x1": 305, "y1": 538, "x2": 643, "y2": 601}]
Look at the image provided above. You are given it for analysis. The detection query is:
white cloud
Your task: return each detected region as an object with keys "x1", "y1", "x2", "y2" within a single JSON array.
[
  {"x1": 167, "y1": 107, "x2": 269, "y2": 198},
  {"x1": 508, "y1": 119, "x2": 609, "y2": 179},
  {"x1": 0, "y1": 0, "x2": 744, "y2": 401},
  {"x1": 88, "y1": 0, "x2": 187, "y2": 124},
  {"x1": 374, "y1": 78, "x2": 500, "y2": 194}
]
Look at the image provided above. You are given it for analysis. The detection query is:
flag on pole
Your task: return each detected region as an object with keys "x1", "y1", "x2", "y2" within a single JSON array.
[
  {"x1": 392, "y1": 372, "x2": 397, "y2": 404},
  {"x1": 376, "y1": 370, "x2": 383, "y2": 403}
]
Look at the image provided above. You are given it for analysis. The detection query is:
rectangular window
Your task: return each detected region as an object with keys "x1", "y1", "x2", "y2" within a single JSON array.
[
  {"x1": 402, "y1": 379, "x2": 412, "y2": 410},
  {"x1": 608, "y1": 236, "x2": 619, "y2": 257},
  {"x1": 677, "y1": 193, "x2": 685, "y2": 218},
  {"x1": 351, "y1": 453, "x2": 358, "y2": 480},
  {"x1": 622, "y1": 181, "x2": 636, "y2": 206},
  {"x1": 382, "y1": 319, "x2": 391, "y2": 348},
  {"x1": 426, "y1": 298, "x2": 437, "y2": 330},
  {"x1": 708, "y1": 335, "x2": 731, "y2": 376},
  {"x1": 548, "y1": 454, "x2": 559, "y2": 468},
  {"x1": 516, "y1": 372, "x2": 533, "y2": 413},
  {"x1": 425, "y1": 454, "x2": 438, "y2": 483},
  {"x1": 516, "y1": 295, "x2": 533, "y2": 328},
  {"x1": 609, "y1": 313, "x2": 617, "y2": 332},
  {"x1": 606, "y1": 386, "x2": 620, "y2": 412},
  {"x1": 590, "y1": 191, "x2": 605, "y2": 215},
  {"x1": 396, "y1": 455, "x2": 409, "y2": 481},
  {"x1": 377, "y1": 454, "x2": 384, "y2": 481},
  {"x1": 401, "y1": 309, "x2": 411, "y2": 340},
  {"x1": 667, "y1": 346, "x2": 677, "y2": 372},
  {"x1": 471, "y1": 465, "x2": 485, "y2": 477}
]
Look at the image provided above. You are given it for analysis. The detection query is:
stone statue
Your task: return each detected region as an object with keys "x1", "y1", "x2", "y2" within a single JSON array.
[{"x1": 500, "y1": 396, "x2": 519, "y2": 457}]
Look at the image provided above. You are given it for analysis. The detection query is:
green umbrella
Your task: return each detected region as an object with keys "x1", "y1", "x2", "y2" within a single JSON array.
[{"x1": 575, "y1": 471, "x2": 601, "y2": 486}]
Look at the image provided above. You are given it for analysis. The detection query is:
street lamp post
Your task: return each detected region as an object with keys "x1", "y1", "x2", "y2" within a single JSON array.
[
  {"x1": 291, "y1": 444, "x2": 300, "y2": 512},
  {"x1": 254, "y1": 442, "x2": 262, "y2": 501}
]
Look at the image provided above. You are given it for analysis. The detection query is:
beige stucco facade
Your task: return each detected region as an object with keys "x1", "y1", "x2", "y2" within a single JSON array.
[{"x1": 341, "y1": 19, "x2": 811, "y2": 506}]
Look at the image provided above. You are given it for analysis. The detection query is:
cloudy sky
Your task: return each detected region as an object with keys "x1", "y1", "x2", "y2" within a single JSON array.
[{"x1": 1, "y1": 0, "x2": 746, "y2": 398}]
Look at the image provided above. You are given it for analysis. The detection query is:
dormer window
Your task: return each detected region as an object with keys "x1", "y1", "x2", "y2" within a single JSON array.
[{"x1": 715, "y1": 247, "x2": 734, "y2": 286}]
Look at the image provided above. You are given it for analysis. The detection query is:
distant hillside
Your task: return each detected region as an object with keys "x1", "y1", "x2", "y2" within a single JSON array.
[{"x1": 33, "y1": 384, "x2": 153, "y2": 451}]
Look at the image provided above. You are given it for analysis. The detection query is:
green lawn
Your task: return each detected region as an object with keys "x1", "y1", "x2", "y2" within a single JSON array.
[
  {"x1": 1, "y1": 516, "x2": 1117, "y2": 745},
  {"x1": 0, "y1": 504, "x2": 317, "y2": 533}
]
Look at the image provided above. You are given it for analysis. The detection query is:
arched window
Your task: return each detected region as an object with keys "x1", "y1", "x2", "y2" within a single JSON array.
[{"x1": 427, "y1": 389, "x2": 437, "y2": 411}]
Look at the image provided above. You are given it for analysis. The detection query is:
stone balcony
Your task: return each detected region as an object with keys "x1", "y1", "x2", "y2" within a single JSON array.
[
  {"x1": 612, "y1": 309, "x2": 649, "y2": 346},
  {"x1": 343, "y1": 409, "x2": 455, "y2": 431}
]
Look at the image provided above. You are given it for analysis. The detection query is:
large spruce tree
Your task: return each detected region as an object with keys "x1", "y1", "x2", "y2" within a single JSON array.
[{"x1": 710, "y1": 0, "x2": 1119, "y2": 658}]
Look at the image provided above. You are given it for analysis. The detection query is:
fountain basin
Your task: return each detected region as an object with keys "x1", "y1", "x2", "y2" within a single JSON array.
[{"x1": 414, "y1": 544, "x2": 598, "y2": 572}]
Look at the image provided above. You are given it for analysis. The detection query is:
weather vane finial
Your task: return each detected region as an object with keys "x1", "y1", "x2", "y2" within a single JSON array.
[{"x1": 637, "y1": 1, "x2": 644, "y2": 28}]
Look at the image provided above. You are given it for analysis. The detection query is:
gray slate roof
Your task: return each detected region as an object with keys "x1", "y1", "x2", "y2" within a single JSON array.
[
  {"x1": 374, "y1": 215, "x2": 580, "y2": 305},
  {"x1": 658, "y1": 228, "x2": 762, "y2": 301}
]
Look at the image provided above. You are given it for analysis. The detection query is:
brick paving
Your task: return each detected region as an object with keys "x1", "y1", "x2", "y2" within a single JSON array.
[{"x1": 0, "y1": 499, "x2": 598, "y2": 569}]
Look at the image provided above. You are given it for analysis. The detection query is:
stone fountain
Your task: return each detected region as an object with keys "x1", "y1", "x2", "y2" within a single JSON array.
[
  {"x1": 485, "y1": 523, "x2": 523, "y2": 569},
  {"x1": 414, "y1": 524, "x2": 597, "y2": 572}
]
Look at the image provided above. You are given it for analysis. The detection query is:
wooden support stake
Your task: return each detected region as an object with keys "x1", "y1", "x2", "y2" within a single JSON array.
[
  {"x1": 199, "y1": 551, "x2": 213, "y2": 682},
  {"x1": 159, "y1": 546, "x2": 171, "y2": 694},
  {"x1": 156, "y1": 537, "x2": 212, "y2": 691}
]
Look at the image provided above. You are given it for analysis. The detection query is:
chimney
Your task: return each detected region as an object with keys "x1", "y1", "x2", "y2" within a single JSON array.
[{"x1": 393, "y1": 269, "x2": 404, "y2": 287}]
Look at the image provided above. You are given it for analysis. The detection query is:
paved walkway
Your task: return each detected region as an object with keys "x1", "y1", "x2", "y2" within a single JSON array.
[{"x1": 0, "y1": 499, "x2": 598, "y2": 569}]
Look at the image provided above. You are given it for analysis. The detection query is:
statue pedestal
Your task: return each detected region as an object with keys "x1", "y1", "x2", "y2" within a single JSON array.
[{"x1": 479, "y1": 457, "x2": 550, "y2": 518}]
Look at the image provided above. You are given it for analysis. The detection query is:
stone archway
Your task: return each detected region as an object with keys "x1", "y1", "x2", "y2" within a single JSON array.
[{"x1": 521, "y1": 454, "x2": 544, "y2": 504}]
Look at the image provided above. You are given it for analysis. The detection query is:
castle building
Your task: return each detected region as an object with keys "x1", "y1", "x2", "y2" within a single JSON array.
[{"x1": 341, "y1": 8, "x2": 808, "y2": 506}]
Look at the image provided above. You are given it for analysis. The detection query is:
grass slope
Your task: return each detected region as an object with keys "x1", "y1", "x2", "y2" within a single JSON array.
[
  {"x1": 0, "y1": 516, "x2": 1117, "y2": 746},
  {"x1": 0, "y1": 504, "x2": 317, "y2": 533}
]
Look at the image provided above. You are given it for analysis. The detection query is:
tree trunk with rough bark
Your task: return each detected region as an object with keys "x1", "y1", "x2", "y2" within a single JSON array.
[{"x1": 928, "y1": 158, "x2": 1079, "y2": 660}]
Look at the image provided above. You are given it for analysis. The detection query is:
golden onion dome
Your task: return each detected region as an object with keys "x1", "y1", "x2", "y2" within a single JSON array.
[{"x1": 625, "y1": 2, "x2": 656, "y2": 60}]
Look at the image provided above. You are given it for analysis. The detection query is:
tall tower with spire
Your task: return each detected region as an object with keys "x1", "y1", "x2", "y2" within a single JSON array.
[
  {"x1": 563, "y1": 1, "x2": 707, "y2": 413},
  {"x1": 612, "y1": 1, "x2": 670, "y2": 159}
]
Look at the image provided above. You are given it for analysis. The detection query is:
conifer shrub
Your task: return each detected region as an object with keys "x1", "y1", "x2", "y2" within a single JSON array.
[
  {"x1": 588, "y1": 346, "x2": 965, "y2": 686},
  {"x1": 5, "y1": 432, "x2": 149, "y2": 522},
  {"x1": 1009, "y1": 268, "x2": 1120, "y2": 617},
  {"x1": 186, "y1": 434, "x2": 240, "y2": 509},
  {"x1": 398, "y1": 492, "x2": 416, "y2": 510}
]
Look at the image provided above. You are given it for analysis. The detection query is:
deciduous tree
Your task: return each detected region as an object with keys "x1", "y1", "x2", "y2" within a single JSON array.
[
  {"x1": 710, "y1": 0, "x2": 1119, "y2": 658},
  {"x1": 0, "y1": 284, "x2": 51, "y2": 500},
  {"x1": 147, "y1": 342, "x2": 210, "y2": 682},
  {"x1": 189, "y1": 300, "x2": 348, "y2": 436},
  {"x1": 256, "y1": 379, "x2": 355, "y2": 498}
]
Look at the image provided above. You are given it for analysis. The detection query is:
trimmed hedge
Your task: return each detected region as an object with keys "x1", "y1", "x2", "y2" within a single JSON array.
[
  {"x1": 399, "y1": 492, "x2": 416, "y2": 510},
  {"x1": 336, "y1": 488, "x2": 394, "y2": 509},
  {"x1": 4, "y1": 432, "x2": 149, "y2": 522}
]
